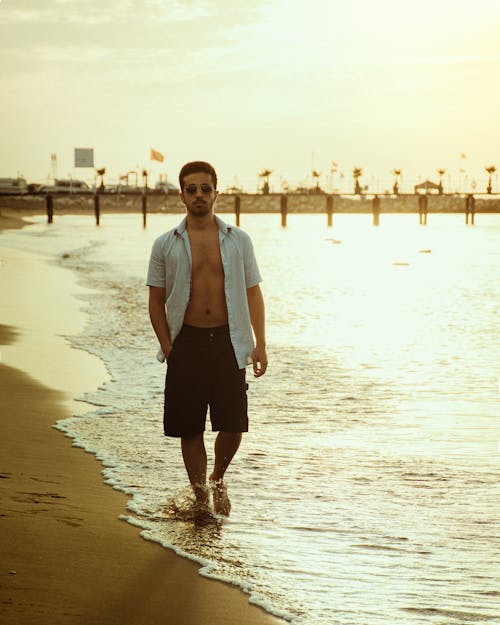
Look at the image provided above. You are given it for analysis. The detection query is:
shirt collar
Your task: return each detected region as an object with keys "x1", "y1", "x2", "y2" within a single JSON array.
[{"x1": 175, "y1": 214, "x2": 231, "y2": 236}]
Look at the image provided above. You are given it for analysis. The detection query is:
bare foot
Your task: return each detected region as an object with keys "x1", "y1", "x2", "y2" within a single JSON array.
[
  {"x1": 192, "y1": 500, "x2": 214, "y2": 524},
  {"x1": 191, "y1": 484, "x2": 215, "y2": 522},
  {"x1": 210, "y1": 479, "x2": 231, "y2": 516}
]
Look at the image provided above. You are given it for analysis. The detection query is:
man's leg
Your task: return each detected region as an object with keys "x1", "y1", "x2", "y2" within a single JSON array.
[
  {"x1": 181, "y1": 433, "x2": 208, "y2": 504},
  {"x1": 209, "y1": 432, "x2": 242, "y2": 515},
  {"x1": 210, "y1": 432, "x2": 242, "y2": 482}
]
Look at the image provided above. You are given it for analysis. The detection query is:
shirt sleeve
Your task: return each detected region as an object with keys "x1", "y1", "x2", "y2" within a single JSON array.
[
  {"x1": 146, "y1": 237, "x2": 166, "y2": 287},
  {"x1": 242, "y1": 233, "x2": 262, "y2": 288}
]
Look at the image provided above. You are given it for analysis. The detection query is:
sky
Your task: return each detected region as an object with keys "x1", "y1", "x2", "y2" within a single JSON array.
[{"x1": 1, "y1": 0, "x2": 500, "y2": 193}]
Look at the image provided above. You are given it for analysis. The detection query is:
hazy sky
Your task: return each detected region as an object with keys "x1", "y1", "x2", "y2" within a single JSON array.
[{"x1": 1, "y1": 0, "x2": 500, "y2": 192}]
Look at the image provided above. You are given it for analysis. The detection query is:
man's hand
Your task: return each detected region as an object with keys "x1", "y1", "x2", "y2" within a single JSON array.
[
  {"x1": 252, "y1": 345, "x2": 268, "y2": 377},
  {"x1": 162, "y1": 343, "x2": 173, "y2": 361},
  {"x1": 149, "y1": 286, "x2": 172, "y2": 363}
]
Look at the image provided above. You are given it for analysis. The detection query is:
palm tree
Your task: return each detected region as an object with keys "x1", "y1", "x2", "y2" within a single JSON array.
[
  {"x1": 96, "y1": 167, "x2": 106, "y2": 193},
  {"x1": 392, "y1": 168, "x2": 401, "y2": 194},
  {"x1": 352, "y1": 167, "x2": 363, "y2": 194},
  {"x1": 312, "y1": 169, "x2": 322, "y2": 193},
  {"x1": 258, "y1": 169, "x2": 273, "y2": 194},
  {"x1": 485, "y1": 165, "x2": 497, "y2": 194},
  {"x1": 436, "y1": 168, "x2": 446, "y2": 195}
]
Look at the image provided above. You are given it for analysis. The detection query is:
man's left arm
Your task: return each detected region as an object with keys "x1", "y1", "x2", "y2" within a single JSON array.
[{"x1": 247, "y1": 284, "x2": 268, "y2": 377}]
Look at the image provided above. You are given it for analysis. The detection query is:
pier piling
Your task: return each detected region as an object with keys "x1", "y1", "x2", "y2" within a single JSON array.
[
  {"x1": 142, "y1": 194, "x2": 147, "y2": 228},
  {"x1": 94, "y1": 194, "x2": 100, "y2": 226},
  {"x1": 326, "y1": 195, "x2": 333, "y2": 227},
  {"x1": 465, "y1": 194, "x2": 475, "y2": 225},
  {"x1": 234, "y1": 195, "x2": 241, "y2": 227},
  {"x1": 372, "y1": 195, "x2": 380, "y2": 226},
  {"x1": 46, "y1": 193, "x2": 53, "y2": 224},
  {"x1": 418, "y1": 194, "x2": 428, "y2": 225},
  {"x1": 280, "y1": 194, "x2": 288, "y2": 228}
]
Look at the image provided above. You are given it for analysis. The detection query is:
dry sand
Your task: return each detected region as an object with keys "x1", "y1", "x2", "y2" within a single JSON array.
[{"x1": 0, "y1": 215, "x2": 284, "y2": 625}]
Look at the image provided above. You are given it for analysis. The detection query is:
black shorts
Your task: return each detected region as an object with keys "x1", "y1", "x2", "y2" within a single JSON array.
[{"x1": 164, "y1": 325, "x2": 248, "y2": 438}]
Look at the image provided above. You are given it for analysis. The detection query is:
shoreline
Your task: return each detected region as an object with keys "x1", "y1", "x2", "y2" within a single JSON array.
[{"x1": 0, "y1": 215, "x2": 284, "y2": 625}]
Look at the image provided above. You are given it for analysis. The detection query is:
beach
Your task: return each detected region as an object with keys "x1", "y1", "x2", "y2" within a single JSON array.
[{"x1": 0, "y1": 213, "x2": 284, "y2": 625}]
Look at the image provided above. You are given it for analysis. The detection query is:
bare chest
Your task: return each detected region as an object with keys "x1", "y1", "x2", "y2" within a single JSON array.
[{"x1": 188, "y1": 230, "x2": 224, "y2": 277}]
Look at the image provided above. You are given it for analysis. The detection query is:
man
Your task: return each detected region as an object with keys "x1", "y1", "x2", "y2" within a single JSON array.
[{"x1": 147, "y1": 161, "x2": 267, "y2": 516}]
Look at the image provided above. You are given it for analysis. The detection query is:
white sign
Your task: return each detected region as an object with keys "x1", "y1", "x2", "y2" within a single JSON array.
[{"x1": 74, "y1": 148, "x2": 94, "y2": 168}]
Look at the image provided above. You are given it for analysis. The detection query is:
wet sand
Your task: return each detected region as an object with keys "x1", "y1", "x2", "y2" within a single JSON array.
[{"x1": 0, "y1": 215, "x2": 284, "y2": 625}]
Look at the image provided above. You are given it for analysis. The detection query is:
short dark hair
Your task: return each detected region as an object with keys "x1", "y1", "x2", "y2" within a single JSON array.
[{"x1": 179, "y1": 161, "x2": 218, "y2": 190}]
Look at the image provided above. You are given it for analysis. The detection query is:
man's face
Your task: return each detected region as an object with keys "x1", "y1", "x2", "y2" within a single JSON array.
[{"x1": 180, "y1": 171, "x2": 218, "y2": 218}]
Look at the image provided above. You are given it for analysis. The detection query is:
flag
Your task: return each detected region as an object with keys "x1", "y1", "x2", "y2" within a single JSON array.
[{"x1": 150, "y1": 148, "x2": 164, "y2": 162}]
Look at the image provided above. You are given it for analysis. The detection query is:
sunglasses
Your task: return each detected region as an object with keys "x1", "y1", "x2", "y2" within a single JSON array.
[{"x1": 184, "y1": 184, "x2": 214, "y2": 195}]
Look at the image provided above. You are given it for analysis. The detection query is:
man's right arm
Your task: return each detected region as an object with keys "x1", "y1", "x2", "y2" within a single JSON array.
[{"x1": 148, "y1": 286, "x2": 173, "y2": 360}]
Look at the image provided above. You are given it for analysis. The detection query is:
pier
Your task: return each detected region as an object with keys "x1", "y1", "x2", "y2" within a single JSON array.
[{"x1": 1, "y1": 192, "x2": 499, "y2": 227}]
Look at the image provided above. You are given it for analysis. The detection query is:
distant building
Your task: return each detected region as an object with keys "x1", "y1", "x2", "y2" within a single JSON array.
[
  {"x1": 154, "y1": 181, "x2": 180, "y2": 194},
  {"x1": 414, "y1": 180, "x2": 441, "y2": 194},
  {"x1": 0, "y1": 177, "x2": 28, "y2": 195},
  {"x1": 39, "y1": 179, "x2": 92, "y2": 194}
]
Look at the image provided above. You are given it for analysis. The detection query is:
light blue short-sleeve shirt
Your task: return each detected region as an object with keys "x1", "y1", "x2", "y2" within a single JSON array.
[{"x1": 146, "y1": 215, "x2": 262, "y2": 369}]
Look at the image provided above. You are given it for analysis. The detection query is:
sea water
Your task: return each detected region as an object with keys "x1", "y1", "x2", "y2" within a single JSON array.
[{"x1": 2, "y1": 212, "x2": 500, "y2": 624}]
